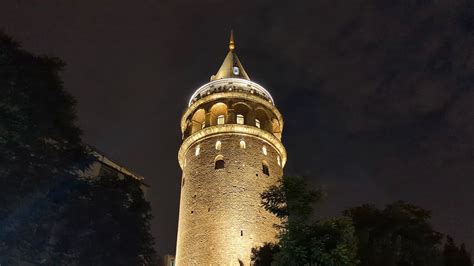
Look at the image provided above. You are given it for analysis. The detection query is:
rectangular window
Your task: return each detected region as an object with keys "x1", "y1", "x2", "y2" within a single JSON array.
[
  {"x1": 217, "y1": 115, "x2": 225, "y2": 125},
  {"x1": 236, "y1": 114, "x2": 244, "y2": 125},
  {"x1": 195, "y1": 145, "x2": 200, "y2": 156},
  {"x1": 262, "y1": 163, "x2": 270, "y2": 176}
]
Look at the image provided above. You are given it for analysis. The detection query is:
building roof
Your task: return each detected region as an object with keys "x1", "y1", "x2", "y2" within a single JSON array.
[
  {"x1": 210, "y1": 31, "x2": 250, "y2": 81},
  {"x1": 88, "y1": 145, "x2": 146, "y2": 183}
]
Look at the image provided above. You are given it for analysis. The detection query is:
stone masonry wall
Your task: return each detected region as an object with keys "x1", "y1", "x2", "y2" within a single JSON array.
[{"x1": 175, "y1": 133, "x2": 283, "y2": 266}]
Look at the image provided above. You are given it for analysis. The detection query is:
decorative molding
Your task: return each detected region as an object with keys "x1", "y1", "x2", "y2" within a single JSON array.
[
  {"x1": 188, "y1": 78, "x2": 274, "y2": 106},
  {"x1": 178, "y1": 124, "x2": 287, "y2": 169},
  {"x1": 181, "y1": 91, "x2": 284, "y2": 133}
]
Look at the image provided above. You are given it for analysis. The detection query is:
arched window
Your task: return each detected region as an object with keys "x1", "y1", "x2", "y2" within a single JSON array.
[
  {"x1": 240, "y1": 140, "x2": 246, "y2": 149},
  {"x1": 255, "y1": 109, "x2": 269, "y2": 131},
  {"x1": 191, "y1": 109, "x2": 206, "y2": 133},
  {"x1": 277, "y1": 155, "x2": 281, "y2": 166},
  {"x1": 195, "y1": 145, "x2": 200, "y2": 156},
  {"x1": 210, "y1": 102, "x2": 228, "y2": 126},
  {"x1": 215, "y1": 141, "x2": 221, "y2": 150},
  {"x1": 215, "y1": 155, "x2": 225, "y2": 169},
  {"x1": 262, "y1": 146, "x2": 267, "y2": 155},
  {"x1": 201, "y1": 120, "x2": 206, "y2": 129},
  {"x1": 255, "y1": 119, "x2": 261, "y2": 128},
  {"x1": 233, "y1": 103, "x2": 250, "y2": 125},
  {"x1": 217, "y1": 115, "x2": 225, "y2": 125},
  {"x1": 236, "y1": 114, "x2": 245, "y2": 125},
  {"x1": 262, "y1": 161, "x2": 270, "y2": 176}
]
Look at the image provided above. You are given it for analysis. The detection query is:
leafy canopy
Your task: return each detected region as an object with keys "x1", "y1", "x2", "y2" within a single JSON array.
[
  {"x1": 343, "y1": 201, "x2": 444, "y2": 266},
  {"x1": 0, "y1": 30, "x2": 157, "y2": 265},
  {"x1": 254, "y1": 176, "x2": 358, "y2": 266}
]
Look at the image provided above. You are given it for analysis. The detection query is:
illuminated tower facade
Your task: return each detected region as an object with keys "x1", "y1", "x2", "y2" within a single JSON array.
[{"x1": 175, "y1": 32, "x2": 287, "y2": 266}]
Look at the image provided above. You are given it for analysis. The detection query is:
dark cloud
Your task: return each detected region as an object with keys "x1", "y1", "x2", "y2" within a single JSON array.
[{"x1": 1, "y1": 0, "x2": 473, "y2": 255}]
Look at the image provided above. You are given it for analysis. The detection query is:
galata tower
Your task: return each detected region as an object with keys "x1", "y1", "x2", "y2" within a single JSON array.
[{"x1": 175, "y1": 32, "x2": 286, "y2": 266}]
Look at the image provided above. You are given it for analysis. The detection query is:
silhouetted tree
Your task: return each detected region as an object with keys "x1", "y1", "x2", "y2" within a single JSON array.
[
  {"x1": 53, "y1": 174, "x2": 157, "y2": 265},
  {"x1": 443, "y1": 235, "x2": 472, "y2": 266},
  {"x1": 0, "y1": 29, "x2": 92, "y2": 264},
  {"x1": 444, "y1": 236, "x2": 459, "y2": 266},
  {"x1": 343, "y1": 201, "x2": 443, "y2": 266},
  {"x1": 252, "y1": 243, "x2": 280, "y2": 266},
  {"x1": 458, "y1": 244, "x2": 473, "y2": 266},
  {"x1": 254, "y1": 176, "x2": 358, "y2": 266},
  {"x1": 0, "y1": 30, "x2": 157, "y2": 265}
]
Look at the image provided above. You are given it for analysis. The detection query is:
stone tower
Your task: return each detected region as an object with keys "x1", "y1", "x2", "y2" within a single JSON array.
[{"x1": 175, "y1": 32, "x2": 287, "y2": 266}]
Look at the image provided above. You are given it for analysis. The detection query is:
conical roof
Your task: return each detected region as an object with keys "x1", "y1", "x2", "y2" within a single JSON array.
[{"x1": 211, "y1": 31, "x2": 250, "y2": 81}]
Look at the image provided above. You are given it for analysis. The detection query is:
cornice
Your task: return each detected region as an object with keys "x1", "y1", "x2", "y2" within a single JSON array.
[{"x1": 178, "y1": 124, "x2": 287, "y2": 169}]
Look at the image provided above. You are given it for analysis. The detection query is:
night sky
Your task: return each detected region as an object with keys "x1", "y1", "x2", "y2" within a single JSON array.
[{"x1": 2, "y1": 0, "x2": 473, "y2": 255}]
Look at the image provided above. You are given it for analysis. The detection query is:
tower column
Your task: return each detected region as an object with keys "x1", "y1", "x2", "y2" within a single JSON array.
[
  {"x1": 175, "y1": 32, "x2": 286, "y2": 266},
  {"x1": 227, "y1": 108, "x2": 236, "y2": 124}
]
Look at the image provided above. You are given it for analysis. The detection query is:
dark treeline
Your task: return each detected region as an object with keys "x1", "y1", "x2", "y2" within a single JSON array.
[
  {"x1": 252, "y1": 176, "x2": 473, "y2": 266},
  {"x1": 0, "y1": 31, "x2": 157, "y2": 265}
]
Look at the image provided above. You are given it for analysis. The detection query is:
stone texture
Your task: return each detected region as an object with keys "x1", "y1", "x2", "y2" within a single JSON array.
[{"x1": 176, "y1": 90, "x2": 285, "y2": 266}]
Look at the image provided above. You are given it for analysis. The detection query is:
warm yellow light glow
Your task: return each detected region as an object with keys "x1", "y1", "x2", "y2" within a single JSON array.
[
  {"x1": 237, "y1": 114, "x2": 244, "y2": 125},
  {"x1": 182, "y1": 91, "x2": 284, "y2": 134},
  {"x1": 178, "y1": 124, "x2": 287, "y2": 169},
  {"x1": 240, "y1": 140, "x2": 246, "y2": 149},
  {"x1": 195, "y1": 145, "x2": 200, "y2": 156},
  {"x1": 217, "y1": 115, "x2": 225, "y2": 125},
  {"x1": 188, "y1": 78, "x2": 275, "y2": 106},
  {"x1": 176, "y1": 35, "x2": 286, "y2": 266}
]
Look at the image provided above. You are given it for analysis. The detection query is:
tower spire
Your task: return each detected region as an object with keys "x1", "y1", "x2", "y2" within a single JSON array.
[
  {"x1": 229, "y1": 30, "x2": 235, "y2": 51},
  {"x1": 211, "y1": 30, "x2": 250, "y2": 81}
]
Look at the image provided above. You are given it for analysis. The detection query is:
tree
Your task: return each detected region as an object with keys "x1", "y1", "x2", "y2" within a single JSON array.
[
  {"x1": 0, "y1": 30, "x2": 157, "y2": 265},
  {"x1": 251, "y1": 243, "x2": 280, "y2": 266},
  {"x1": 0, "y1": 30, "x2": 91, "y2": 205},
  {"x1": 343, "y1": 201, "x2": 443, "y2": 266},
  {"x1": 0, "y1": 29, "x2": 92, "y2": 264},
  {"x1": 458, "y1": 244, "x2": 473, "y2": 266},
  {"x1": 53, "y1": 174, "x2": 157, "y2": 265},
  {"x1": 254, "y1": 176, "x2": 358, "y2": 266},
  {"x1": 443, "y1": 236, "x2": 459, "y2": 266},
  {"x1": 443, "y1": 235, "x2": 472, "y2": 266}
]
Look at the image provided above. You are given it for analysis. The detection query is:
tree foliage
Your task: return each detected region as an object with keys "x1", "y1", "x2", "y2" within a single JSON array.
[
  {"x1": 272, "y1": 218, "x2": 358, "y2": 266},
  {"x1": 256, "y1": 174, "x2": 473, "y2": 266},
  {"x1": 443, "y1": 235, "x2": 472, "y2": 266},
  {"x1": 261, "y1": 175, "x2": 322, "y2": 221},
  {"x1": 0, "y1": 29, "x2": 92, "y2": 264},
  {"x1": 53, "y1": 174, "x2": 157, "y2": 265},
  {"x1": 254, "y1": 176, "x2": 358, "y2": 266},
  {"x1": 0, "y1": 30, "x2": 156, "y2": 265},
  {"x1": 0, "y1": 31, "x2": 91, "y2": 204},
  {"x1": 251, "y1": 243, "x2": 280, "y2": 266},
  {"x1": 343, "y1": 201, "x2": 444, "y2": 266}
]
